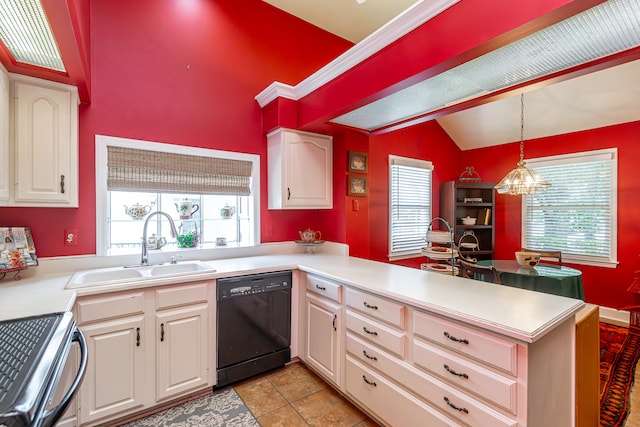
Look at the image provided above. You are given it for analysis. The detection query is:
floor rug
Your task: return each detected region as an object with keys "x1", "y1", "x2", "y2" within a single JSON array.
[
  {"x1": 118, "y1": 388, "x2": 259, "y2": 427},
  {"x1": 600, "y1": 323, "x2": 640, "y2": 427}
]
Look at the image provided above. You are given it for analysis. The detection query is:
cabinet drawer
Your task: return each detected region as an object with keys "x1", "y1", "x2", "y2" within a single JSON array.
[
  {"x1": 155, "y1": 282, "x2": 209, "y2": 310},
  {"x1": 306, "y1": 274, "x2": 342, "y2": 303},
  {"x1": 76, "y1": 291, "x2": 145, "y2": 324},
  {"x1": 346, "y1": 288, "x2": 405, "y2": 329},
  {"x1": 414, "y1": 311, "x2": 517, "y2": 375},
  {"x1": 345, "y1": 356, "x2": 460, "y2": 427},
  {"x1": 346, "y1": 310, "x2": 405, "y2": 358},
  {"x1": 347, "y1": 341, "x2": 516, "y2": 427},
  {"x1": 413, "y1": 338, "x2": 517, "y2": 414}
]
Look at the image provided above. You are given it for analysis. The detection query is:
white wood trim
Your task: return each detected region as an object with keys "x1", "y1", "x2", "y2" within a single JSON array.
[
  {"x1": 254, "y1": 0, "x2": 461, "y2": 107},
  {"x1": 95, "y1": 134, "x2": 261, "y2": 256},
  {"x1": 599, "y1": 306, "x2": 630, "y2": 327}
]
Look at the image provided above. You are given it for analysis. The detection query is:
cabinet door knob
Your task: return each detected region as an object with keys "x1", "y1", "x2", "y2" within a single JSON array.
[{"x1": 60, "y1": 175, "x2": 65, "y2": 194}]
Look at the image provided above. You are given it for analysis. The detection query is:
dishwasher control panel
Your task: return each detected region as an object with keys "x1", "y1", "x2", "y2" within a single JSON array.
[{"x1": 217, "y1": 271, "x2": 292, "y2": 300}]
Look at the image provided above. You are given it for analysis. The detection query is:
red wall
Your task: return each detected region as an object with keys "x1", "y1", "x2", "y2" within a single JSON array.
[
  {"x1": 461, "y1": 121, "x2": 640, "y2": 309},
  {"x1": 364, "y1": 121, "x2": 462, "y2": 266},
  {"x1": 0, "y1": 0, "x2": 352, "y2": 256}
]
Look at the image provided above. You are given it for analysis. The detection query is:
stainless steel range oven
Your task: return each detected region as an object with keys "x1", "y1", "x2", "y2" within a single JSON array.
[
  {"x1": 216, "y1": 271, "x2": 292, "y2": 387},
  {"x1": 0, "y1": 312, "x2": 87, "y2": 427}
]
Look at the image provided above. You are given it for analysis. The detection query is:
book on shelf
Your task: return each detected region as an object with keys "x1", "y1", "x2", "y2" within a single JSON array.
[{"x1": 478, "y1": 208, "x2": 491, "y2": 225}]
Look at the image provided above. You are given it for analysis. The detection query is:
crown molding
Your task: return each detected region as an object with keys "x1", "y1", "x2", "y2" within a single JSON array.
[{"x1": 255, "y1": 0, "x2": 460, "y2": 108}]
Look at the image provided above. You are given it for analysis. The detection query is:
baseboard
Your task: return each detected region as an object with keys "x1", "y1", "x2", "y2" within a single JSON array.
[{"x1": 599, "y1": 305, "x2": 630, "y2": 327}]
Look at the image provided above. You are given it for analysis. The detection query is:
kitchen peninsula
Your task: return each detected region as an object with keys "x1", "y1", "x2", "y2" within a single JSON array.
[{"x1": 0, "y1": 244, "x2": 583, "y2": 426}]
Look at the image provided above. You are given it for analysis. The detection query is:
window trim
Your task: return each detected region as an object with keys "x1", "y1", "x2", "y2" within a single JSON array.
[
  {"x1": 521, "y1": 148, "x2": 617, "y2": 268},
  {"x1": 388, "y1": 154, "x2": 433, "y2": 261},
  {"x1": 95, "y1": 135, "x2": 261, "y2": 256}
]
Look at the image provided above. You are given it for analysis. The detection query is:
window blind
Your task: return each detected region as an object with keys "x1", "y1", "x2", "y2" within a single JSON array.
[
  {"x1": 524, "y1": 149, "x2": 616, "y2": 263},
  {"x1": 389, "y1": 156, "x2": 433, "y2": 258},
  {"x1": 107, "y1": 146, "x2": 252, "y2": 195}
]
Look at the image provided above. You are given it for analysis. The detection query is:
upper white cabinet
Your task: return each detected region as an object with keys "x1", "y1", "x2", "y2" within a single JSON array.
[
  {"x1": 2, "y1": 74, "x2": 78, "y2": 207},
  {"x1": 0, "y1": 66, "x2": 9, "y2": 203},
  {"x1": 267, "y1": 128, "x2": 333, "y2": 209}
]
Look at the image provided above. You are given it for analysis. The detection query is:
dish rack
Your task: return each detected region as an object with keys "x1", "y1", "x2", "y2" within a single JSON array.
[{"x1": 422, "y1": 218, "x2": 458, "y2": 276}]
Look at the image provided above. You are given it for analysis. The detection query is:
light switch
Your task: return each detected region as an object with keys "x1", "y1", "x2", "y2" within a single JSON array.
[{"x1": 352, "y1": 199, "x2": 359, "y2": 212}]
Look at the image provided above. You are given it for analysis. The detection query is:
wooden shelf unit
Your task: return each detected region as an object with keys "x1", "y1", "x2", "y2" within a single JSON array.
[{"x1": 440, "y1": 181, "x2": 496, "y2": 261}]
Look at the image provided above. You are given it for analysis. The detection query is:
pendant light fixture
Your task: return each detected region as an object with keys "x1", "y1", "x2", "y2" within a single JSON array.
[{"x1": 495, "y1": 94, "x2": 551, "y2": 195}]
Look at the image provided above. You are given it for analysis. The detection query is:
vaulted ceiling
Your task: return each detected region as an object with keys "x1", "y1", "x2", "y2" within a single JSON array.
[{"x1": 263, "y1": 0, "x2": 640, "y2": 150}]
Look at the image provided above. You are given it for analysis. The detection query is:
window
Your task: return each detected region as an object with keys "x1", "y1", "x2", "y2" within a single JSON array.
[
  {"x1": 388, "y1": 155, "x2": 433, "y2": 260},
  {"x1": 96, "y1": 135, "x2": 260, "y2": 256},
  {"x1": 523, "y1": 148, "x2": 617, "y2": 267}
]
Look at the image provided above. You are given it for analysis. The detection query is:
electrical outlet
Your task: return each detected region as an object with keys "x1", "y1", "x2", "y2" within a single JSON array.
[{"x1": 64, "y1": 229, "x2": 78, "y2": 246}]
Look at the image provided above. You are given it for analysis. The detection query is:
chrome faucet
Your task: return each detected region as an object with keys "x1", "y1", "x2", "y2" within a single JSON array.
[{"x1": 141, "y1": 211, "x2": 178, "y2": 266}]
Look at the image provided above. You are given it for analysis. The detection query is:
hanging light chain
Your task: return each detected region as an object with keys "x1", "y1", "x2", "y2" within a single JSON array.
[{"x1": 519, "y1": 93, "x2": 525, "y2": 163}]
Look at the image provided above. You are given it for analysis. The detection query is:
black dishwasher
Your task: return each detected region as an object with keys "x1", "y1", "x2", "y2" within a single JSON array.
[{"x1": 216, "y1": 271, "x2": 291, "y2": 387}]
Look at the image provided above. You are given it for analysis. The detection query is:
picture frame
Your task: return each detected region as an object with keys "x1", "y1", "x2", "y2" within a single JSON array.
[
  {"x1": 347, "y1": 174, "x2": 368, "y2": 197},
  {"x1": 348, "y1": 151, "x2": 368, "y2": 173}
]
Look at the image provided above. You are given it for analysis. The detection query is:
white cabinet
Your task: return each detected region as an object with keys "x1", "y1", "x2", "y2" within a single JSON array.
[
  {"x1": 303, "y1": 276, "x2": 576, "y2": 427},
  {"x1": 154, "y1": 283, "x2": 209, "y2": 401},
  {"x1": 267, "y1": 128, "x2": 332, "y2": 209},
  {"x1": 0, "y1": 66, "x2": 9, "y2": 203},
  {"x1": 75, "y1": 282, "x2": 212, "y2": 426},
  {"x1": 3, "y1": 74, "x2": 78, "y2": 207},
  {"x1": 76, "y1": 291, "x2": 146, "y2": 424},
  {"x1": 303, "y1": 274, "x2": 343, "y2": 386}
]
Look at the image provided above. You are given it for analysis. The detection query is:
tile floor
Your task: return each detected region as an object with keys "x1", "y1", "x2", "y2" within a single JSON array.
[{"x1": 235, "y1": 361, "x2": 380, "y2": 426}]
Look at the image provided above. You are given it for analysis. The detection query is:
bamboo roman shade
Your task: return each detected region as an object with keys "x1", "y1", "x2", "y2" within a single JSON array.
[{"x1": 107, "y1": 146, "x2": 252, "y2": 195}]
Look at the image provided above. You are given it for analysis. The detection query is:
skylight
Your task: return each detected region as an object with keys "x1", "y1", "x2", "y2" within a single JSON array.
[
  {"x1": 0, "y1": 0, "x2": 66, "y2": 72},
  {"x1": 330, "y1": 0, "x2": 640, "y2": 131}
]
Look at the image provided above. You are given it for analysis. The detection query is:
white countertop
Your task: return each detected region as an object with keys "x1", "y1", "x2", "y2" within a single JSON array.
[{"x1": 0, "y1": 247, "x2": 584, "y2": 344}]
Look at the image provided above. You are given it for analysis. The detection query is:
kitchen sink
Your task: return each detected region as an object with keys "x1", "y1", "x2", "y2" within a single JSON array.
[
  {"x1": 149, "y1": 262, "x2": 214, "y2": 276},
  {"x1": 65, "y1": 261, "x2": 216, "y2": 289}
]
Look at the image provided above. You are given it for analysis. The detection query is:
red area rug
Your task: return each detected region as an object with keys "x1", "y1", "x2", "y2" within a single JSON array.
[{"x1": 600, "y1": 323, "x2": 640, "y2": 426}]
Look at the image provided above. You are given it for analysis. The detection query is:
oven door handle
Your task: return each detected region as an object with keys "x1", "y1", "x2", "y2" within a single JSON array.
[{"x1": 40, "y1": 327, "x2": 88, "y2": 427}]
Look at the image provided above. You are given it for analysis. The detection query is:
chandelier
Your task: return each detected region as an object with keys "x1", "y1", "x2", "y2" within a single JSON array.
[{"x1": 495, "y1": 94, "x2": 551, "y2": 195}]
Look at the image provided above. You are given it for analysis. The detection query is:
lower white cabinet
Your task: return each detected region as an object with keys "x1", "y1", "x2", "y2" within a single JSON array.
[
  {"x1": 155, "y1": 283, "x2": 209, "y2": 401},
  {"x1": 345, "y1": 355, "x2": 461, "y2": 427},
  {"x1": 305, "y1": 292, "x2": 341, "y2": 385},
  {"x1": 75, "y1": 282, "x2": 212, "y2": 426},
  {"x1": 302, "y1": 274, "x2": 343, "y2": 386},
  {"x1": 80, "y1": 314, "x2": 146, "y2": 423},
  {"x1": 302, "y1": 276, "x2": 577, "y2": 427}
]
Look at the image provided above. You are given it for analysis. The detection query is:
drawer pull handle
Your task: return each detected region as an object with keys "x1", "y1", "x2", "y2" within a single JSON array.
[
  {"x1": 332, "y1": 314, "x2": 337, "y2": 331},
  {"x1": 444, "y1": 331, "x2": 469, "y2": 344},
  {"x1": 362, "y1": 326, "x2": 378, "y2": 336},
  {"x1": 363, "y1": 301, "x2": 378, "y2": 310},
  {"x1": 136, "y1": 328, "x2": 140, "y2": 347},
  {"x1": 60, "y1": 175, "x2": 65, "y2": 193},
  {"x1": 160, "y1": 323, "x2": 165, "y2": 342},
  {"x1": 444, "y1": 364, "x2": 468, "y2": 379},
  {"x1": 316, "y1": 284, "x2": 326, "y2": 291},
  {"x1": 362, "y1": 375, "x2": 377, "y2": 387},
  {"x1": 363, "y1": 350, "x2": 377, "y2": 361},
  {"x1": 444, "y1": 396, "x2": 469, "y2": 414},
  {"x1": 287, "y1": 187, "x2": 291, "y2": 200}
]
